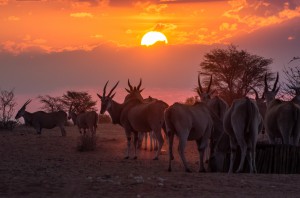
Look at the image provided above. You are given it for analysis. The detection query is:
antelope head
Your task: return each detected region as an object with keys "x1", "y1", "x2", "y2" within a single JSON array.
[
  {"x1": 263, "y1": 72, "x2": 280, "y2": 103},
  {"x1": 197, "y1": 74, "x2": 215, "y2": 102},
  {"x1": 250, "y1": 86, "x2": 266, "y2": 119},
  {"x1": 97, "y1": 81, "x2": 119, "y2": 114},
  {"x1": 124, "y1": 78, "x2": 144, "y2": 102},
  {"x1": 15, "y1": 99, "x2": 32, "y2": 119},
  {"x1": 68, "y1": 103, "x2": 75, "y2": 120}
]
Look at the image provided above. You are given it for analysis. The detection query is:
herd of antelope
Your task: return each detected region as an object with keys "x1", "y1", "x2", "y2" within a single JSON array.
[{"x1": 15, "y1": 72, "x2": 300, "y2": 173}]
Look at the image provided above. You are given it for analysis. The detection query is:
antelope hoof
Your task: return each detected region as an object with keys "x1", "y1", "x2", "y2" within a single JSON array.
[
  {"x1": 168, "y1": 167, "x2": 172, "y2": 172},
  {"x1": 185, "y1": 168, "x2": 192, "y2": 173},
  {"x1": 171, "y1": 155, "x2": 174, "y2": 160},
  {"x1": 199, "y1": 169, "x2": 206, "y2": 173},
  {"x1": 133, "y1": 156, "x2": 137, "y2": 160},
  {"x1": 124, "y1": 156, "x2": 129, "y2": 160},
  {"x1": 153, "y1": 157, "x2": 159, "y2": 160}
]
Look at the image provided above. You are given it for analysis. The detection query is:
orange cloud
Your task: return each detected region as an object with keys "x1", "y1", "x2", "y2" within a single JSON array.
[
  {"x1": 0, "y1": 0, "x2": 8, "y2": 6},
  {"x1": 7, "y1": 16, "x2": 20, "y2": 21},
  {"x1": 70, "y1": 12, "x2": 93, "y2": 18}
]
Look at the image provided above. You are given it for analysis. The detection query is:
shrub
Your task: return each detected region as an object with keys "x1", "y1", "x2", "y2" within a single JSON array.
[
  {"x1": 77, "y1": 133, "x2": 98, "y2": 152},
  {"x1": 98, "y1": 114, "x2": 112, "y2": 124},
  {"x1": 0, "y1": 120, "x2": 19, "y2": 131}
]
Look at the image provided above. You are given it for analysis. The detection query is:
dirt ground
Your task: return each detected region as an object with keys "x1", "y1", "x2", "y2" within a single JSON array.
[{"x1": 1, "y1": 124, "x2": 300, "y2": 198}]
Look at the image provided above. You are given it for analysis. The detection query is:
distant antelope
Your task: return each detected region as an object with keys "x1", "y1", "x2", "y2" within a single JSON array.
[
  {"x1": 98, "y1": 80, "x2": 168, "y2": 160},
  {"x1": 15, "y1": 100, "x2": 67, "y2": 136},
  {"x1": 223, "y1": 97, "x2": 262, "y2": 173},
  {"x1": 164, "y1": 75, "x2": 218, "y2": 172},
  {"x1": 264, "y1": 73, "x2": 300, "y2": 145},
  {"x1": 68, "y1": 104, "x2": 98, "y2": 134}
]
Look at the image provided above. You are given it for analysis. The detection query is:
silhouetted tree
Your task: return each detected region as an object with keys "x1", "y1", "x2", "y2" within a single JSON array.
[
  {"x1": 282, "y1": 58, "x2": 300, "y2": 99},
  {"x1": 0, "y1": 89, "x2": 18, "y2": 130},
  {"x1": 61, "y1": 91, "x2": 97, "y2": 114},
  {"x1": 37, "y1": 95, "x2": 64, "y2": 112},
  {"x1": 200, "y1": 45, "x2": 273, "y2": 104},
  {"x1": 183, "y1": 96, "x2": 198, "y2": 105}
]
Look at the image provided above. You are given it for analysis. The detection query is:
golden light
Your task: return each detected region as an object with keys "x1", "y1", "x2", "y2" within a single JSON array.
[{"x1": 141, "y1": 31, "x2": 168, "y2": 46}]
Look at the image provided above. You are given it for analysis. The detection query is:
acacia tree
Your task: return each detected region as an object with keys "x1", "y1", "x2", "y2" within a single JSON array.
[
  {"x1": 282, "y1": 58, "x2": 300, "y2": 98},
  {"x1": 61, "y1": 91, "x2": 97, "y2": 114},
  {"x1": 0, "y1": 89, "x2": 17, "y2": 123},
  {"x1": 200, "y1": 45, "x2": 273, "y2": 104},
  {"x1": 37, "y1": 95, "x2": 64, "y2": 112}
]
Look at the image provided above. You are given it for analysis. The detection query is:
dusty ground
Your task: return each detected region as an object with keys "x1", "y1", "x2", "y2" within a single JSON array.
[{"x1": 1, "y1": 124, "x2": 300, "y2": 198}]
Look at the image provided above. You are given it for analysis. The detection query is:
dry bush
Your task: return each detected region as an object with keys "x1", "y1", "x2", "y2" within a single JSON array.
[
  {"x1": 98, "y1": 114, "x2": 112, "y2": 124},
  {"x1": 77, "y1": 133, "x2": 98, "y2": 152}
]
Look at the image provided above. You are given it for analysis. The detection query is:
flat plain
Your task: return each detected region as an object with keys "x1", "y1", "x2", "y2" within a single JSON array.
[{"x1": 1, "y1": 124, "x2": 300, "y2": 198}]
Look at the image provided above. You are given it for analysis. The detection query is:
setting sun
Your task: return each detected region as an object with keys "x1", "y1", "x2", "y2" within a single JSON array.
[{"x1": 141, "y1": 31, "x2": 168, "y2": 46}]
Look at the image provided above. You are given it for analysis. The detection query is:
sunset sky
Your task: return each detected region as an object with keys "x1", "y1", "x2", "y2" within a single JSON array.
[{"x1": 1, "y1": 0, "x2": 300, "y2": 111}]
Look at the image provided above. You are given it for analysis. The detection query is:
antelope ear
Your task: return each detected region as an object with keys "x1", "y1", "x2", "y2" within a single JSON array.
[{"x1": 97, "y1": 94, "x2": 103, "y2": 99}]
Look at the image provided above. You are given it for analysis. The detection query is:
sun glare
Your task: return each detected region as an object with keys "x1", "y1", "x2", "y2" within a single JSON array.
[{"x1": 141, "y1": 31, "x2": 168, "y2": 46}]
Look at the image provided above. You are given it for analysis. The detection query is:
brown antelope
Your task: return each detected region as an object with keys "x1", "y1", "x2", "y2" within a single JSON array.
[
  {"x1": 68, "y1": 104, "x2": 98, "y2": 134},
  {"x1": 264, "y1": 73, "x2": 300, "y2": 145},
  {"x1": 97, "y1": 80, "x2": 168, "y2": 160},
  {"x1": 223, "y1": 97, "x2": 262, "y2": 173},
  {"x1": 15, "y1": 100, "x2": 67, "y2": 136},
  {"x1": 164, "y1": 76, "x2": 218, "y2": 172}
]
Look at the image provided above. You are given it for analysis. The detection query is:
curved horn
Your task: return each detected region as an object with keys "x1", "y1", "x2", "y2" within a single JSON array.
[
  {"x1": 207, "y1": 75, "x2": 213, "y2": 93},
  {"x1": 103, "y1": 81, "x2": 109, "y2": 97},
  {"x1": 264, "y1": 73, "x2": 268, "y2": 92},
  {"x1": 272, "y1": 72, "x2": 279, "y2": 92},
  {"x1": 137, "y1": 78, "x2": 142, "y2": 90},
  {"x1": 250, "y1": 86, "x2": 259, "y2": 100},
  {"x1": 69, "y1": 102, "x2": 74, "y2": 113},
  {"x1": 22, "y1": 99, "x2": 32, "y2": 109},
  {"x1": 198, "y1": 73, "x2": 203, "y2": 93},
  {"x1": 128, "y1": 79, "x2": 133, "y2": 91},
  {"x1": 107, "y1": 81, "x2": 119, "y2": 97}
]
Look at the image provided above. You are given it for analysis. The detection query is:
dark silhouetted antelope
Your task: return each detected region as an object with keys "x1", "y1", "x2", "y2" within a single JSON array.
[
  {"x1": 264, "y1": 73, "x2": 300, "y2": 145},
  {"x1": 15, "y1": 100, "x2": 67, "y2": 136}
]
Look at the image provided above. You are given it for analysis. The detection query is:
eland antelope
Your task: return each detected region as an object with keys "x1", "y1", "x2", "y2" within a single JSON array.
[
  {"x1": 264, "y1": 73, "x2": 300, "y2": 145},
  {"x1": 223, "y1": 97, "x2": 262, "y2": 173},
  {"x1": 197, "y1": 74, "x2": 228, "y2": 120},
  {"x1": 164, "y1": 76, "x2": 216, "y2": 172},
  {"x1": 68, "y1": 104, "x2": 98, "y2": 134},
  {"x1": 15, "y1": 100, "x2": 67, "y2": 136},
  {"x1": 98, "y1": 80, "x2": 168, "y2": 160}
]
